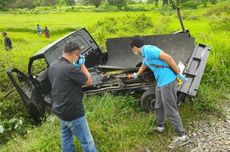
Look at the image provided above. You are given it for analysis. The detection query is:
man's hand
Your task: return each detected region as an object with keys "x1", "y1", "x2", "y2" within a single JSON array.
[
  {"x1": 74, "y1": 55, "x2": 85, "y2": 68},
  {"x1": 177, "y1": 73, "x2": 187, "y2": 81},
  {"x1": 128, "y1": 73, "x2": 139, "y2": 79},
  {"x1": 78, "y1": 55, "x2": 85, "y2": 65}
]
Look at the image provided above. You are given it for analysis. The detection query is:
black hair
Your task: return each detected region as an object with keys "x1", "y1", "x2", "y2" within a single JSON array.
[
  {"x1": 129, "y1": 36, "x2": 145, "y2": 48},
  {"x1": 64, "y1": 42, "x2": 81, "y2": 53},
  {"x1": 2, "y1": 32, "x2": 7, "y2": 36}
]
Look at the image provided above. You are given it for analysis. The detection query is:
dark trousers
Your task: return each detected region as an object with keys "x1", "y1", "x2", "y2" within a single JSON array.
[{"x1": 155, "y1": 79, "x2": 185, "y2": 137}]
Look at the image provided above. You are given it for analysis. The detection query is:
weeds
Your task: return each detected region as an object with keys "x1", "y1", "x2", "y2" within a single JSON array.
[{"x1": 0, "y1": 1, "x2": 230, "y2": 151}]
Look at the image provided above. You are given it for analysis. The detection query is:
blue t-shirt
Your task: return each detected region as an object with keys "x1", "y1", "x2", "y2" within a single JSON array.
[{"x1": 142, "y1": 45, "x2": 176, "y2": 87}]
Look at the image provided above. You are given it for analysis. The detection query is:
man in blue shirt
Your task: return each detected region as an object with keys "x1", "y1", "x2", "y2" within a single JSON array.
[
  {"x1": 36, "y1": 24, "x2": 41, "y2": 36},
  {"x1": 129, "y1": 36, "x2": 189, "y2": 149}
]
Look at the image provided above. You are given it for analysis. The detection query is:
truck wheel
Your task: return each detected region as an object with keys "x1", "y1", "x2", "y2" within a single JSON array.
[
  {"x1": 177, "y1": 92, "x2": 186, "y2": 106},
  {"x1": 140, "y1": 88, "x2": 156, "y2": 112}
]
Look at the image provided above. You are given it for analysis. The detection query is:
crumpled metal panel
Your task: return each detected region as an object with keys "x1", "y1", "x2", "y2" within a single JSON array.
[
  {"x1": 105, "y1": 31, "x2": 195, "y2": 68},
  {"x1": 106, "y1": 31, "x2": 211, "y2": 96},
  {"x1": 178, "y1": 44, "x2": 211, "y2": 96}
]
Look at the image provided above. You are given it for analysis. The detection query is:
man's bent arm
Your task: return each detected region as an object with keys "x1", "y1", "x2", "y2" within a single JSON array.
[
  {"x1": 137, "y1": 64, "x2": 147, "y2": 76},
  {"x1": 159, "y1": 51, "x2": 180, "y2": 75},
  {"x1": 81, "y1": 65, "x2": 93, "y2": 86}
]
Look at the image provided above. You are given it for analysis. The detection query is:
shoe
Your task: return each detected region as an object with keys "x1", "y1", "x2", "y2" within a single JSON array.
[
  {"x1": 154, "y1": 126, "x2": 165, "y2": 133},
  {"x1": 168, "y1": 136, "x2": 189, "y2": 149},
  {"x1": 147, "y1": 126, "x2": 165, "y2": 134}
]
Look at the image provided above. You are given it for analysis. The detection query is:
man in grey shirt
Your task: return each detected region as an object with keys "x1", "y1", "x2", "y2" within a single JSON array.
[{"x1": 48, "y1": 42, "x2": 97, "y2": 152}]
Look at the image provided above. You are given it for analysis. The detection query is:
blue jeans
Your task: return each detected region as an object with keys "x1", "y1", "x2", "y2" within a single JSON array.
[{"x1": 60, "y1": 116, "x2": 97, "y2": 152}]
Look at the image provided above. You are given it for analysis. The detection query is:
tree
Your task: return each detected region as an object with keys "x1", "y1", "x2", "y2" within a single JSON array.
[
  {"x1": 90, "y1": 0, "x2": 103, "y2": 8},
  {"x1": 107, "y1": 0, "x2": 127, "y2": 9},
  {"x1": 162, "y1": 0, "x2": 168, "y2": 6},
  {"x1": 85, "y1": 0, "x2": 103, "y2": 8},
  {"x1": 147, "y1": 0, "x2": 159, "y2": 7},
  {"x1": 6, "y1": 0, "x2": 34, "y2": 8},
  {"x1": 77, "y1": 0, "x2": 103, "y2": 7},
  {"x1": 32, "y1": 0, "x2": 58, "y2": 6},
  {"x1": 170, "y1": 0, "x2": 181, "y2": 9},
  {"x1": 202, "y1": 0, "x2": 208, "y2": 7},
  {"x1": 65, "y1": 0, "x2": 76, "y2": 5},
  {"x1": 0, "y1": 0, "x2": 12, "y2": 9},
  {"x1": 210, "y1": 0, "x2": 217, "y2": 4}
]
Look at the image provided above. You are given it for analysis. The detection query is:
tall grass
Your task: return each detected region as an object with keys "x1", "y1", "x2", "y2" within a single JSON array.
[
  {"x1": 0, "y1": 1, "x2": 230, "y2": 151},
  {"x1": 0, "y1": 94, "x2": 210, "y2": 152}
]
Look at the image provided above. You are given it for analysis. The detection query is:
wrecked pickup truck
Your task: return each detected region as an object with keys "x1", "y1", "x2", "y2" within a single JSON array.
[{"x1": 7, "y1": 10, "x2": 210, "y2": 124}]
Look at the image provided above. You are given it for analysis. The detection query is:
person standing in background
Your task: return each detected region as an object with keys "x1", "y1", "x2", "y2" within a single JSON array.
[
  {"x1": 36, "y1": 24, "x2": 41, "y2": 36},
  {"x1": 2, "y1": 32, "x2": 12, "y2": 51},
  {"x1": 44, "y1": 26, "x2": 50, "y2": 38}
]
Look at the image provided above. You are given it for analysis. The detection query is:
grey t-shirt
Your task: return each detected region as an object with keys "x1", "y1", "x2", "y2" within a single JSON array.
[{"x1": 48, "y1": 57, "x2": 88, "y2": 121}]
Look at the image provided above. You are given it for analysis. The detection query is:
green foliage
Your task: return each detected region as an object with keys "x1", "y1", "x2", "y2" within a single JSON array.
[
  {"x1": 204, "y1": 2, "x2": 230, "y2": 16},
  {"x1": 180, "y1": 0, "x2": 202, "y2": 9},
  {"x1": 2, "y1": 92, "x2": 227, "y2": 151},
  {"x1": 0, "y1": 92, "x2": 28, "y2": 145},
  {"x1": 37, "y1": 0, "x2": 58, "y2": 6},
  {"x1": 8, "y1": 0, "x2": 34, "y2": 9},
  {"x1": 107, "y1": 0, "x2": 127, "y2": 9},
  {"x1": 78, "y1": 0, "x2": 104, "y2": 8},
  {"x1": 210, "y1": 0, "x2": 217, "y2": 4},
  {"x1": 90, "y1": 14, "x2": 153, "y2": 47},
  {"x1": 159, "y1": 5, "x2": 174, "y2": 15},
  {"x1": 181, "y1": 10, "x2": 200, "y2": 20},
  {"x1": 0, "y1": 1, "x2": 230, "y2": 150},
  {"x1": 152, "y1": 16, "x2": 172, "y2": 34},
  {"x1": 201, "y1": 31, "x2": 230, "y2": 88},
  {"x1": 193, "y1": 84, "x2": 221, "y2": 112},
  {"x1": 210, "y1": 16, "x2": 230, "y2": 31},
  {"x1": 179, "y1": 0, "x2": 220, "y2": 9},
  {"x1": 0, "y1": 0, "x2": 12, "y2": 10},
  {"x1": 65, "y1": 0, "x2": 75, "y2": 6},
  {"x1": 147, "y1": 0, "x2": 159, "y2": 7}
]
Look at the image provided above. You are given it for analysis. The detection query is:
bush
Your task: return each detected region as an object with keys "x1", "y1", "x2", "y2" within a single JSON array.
[
  {"x1": 193, "y1": 84, "x2": 221, "y2": 112},
  {"x1": 90, "y1": 14, "x2": 153, "y2": 46},
  {"x1": 201, "y1": 38, "x2": 230, "y2": 88},
  {"x1": 159, "y1": 6, "x2": 174, "y2": 16},
  {"x1": 204, "y1": 3, "x2": 230, "y2": 16},
  {"x1": 210, "y1": 0, "x2": 217, "y2": 4},
  {"x1": 181, "y1": 10, "x2": 200, "y2": 20},
  {"x1": 132, "y1": 14, "x2": 153, "y2": 32},
  {"x1": 210, "y1": 16, "x2": 230, "y2": 31},
  {"x1": 0, "y1": 50, "x2": 29, "y2": 90},
  {"x1": 152, "y1": 16, "x2": 171, "y2": 34},
  {"x1": 181, "y1": 0, "x2": 202, "y2": 9},
  {"x1": 0, "y1": 92, "x2": 28, "y2": 145}
]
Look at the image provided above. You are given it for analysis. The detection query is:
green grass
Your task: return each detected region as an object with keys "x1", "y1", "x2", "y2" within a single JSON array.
[
  {"x1": 0, "y1": 94, "x2": 214, "y2": 152},
  {"x1": 0, "y1": 1, "x2": 230, "y2": 151}
]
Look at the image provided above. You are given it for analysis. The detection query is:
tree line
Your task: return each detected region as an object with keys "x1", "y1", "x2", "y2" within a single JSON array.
[{"x1": 0, "y1": 0, "x2": 218, "y2": 10}]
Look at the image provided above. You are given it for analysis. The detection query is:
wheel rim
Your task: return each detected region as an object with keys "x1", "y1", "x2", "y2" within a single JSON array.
[
  {"x1": 145, "y1": 95, "x2": 155, "y2": 111},
  {"x1": 149, "y1": 98, "x2": 156, "y2": 111}
]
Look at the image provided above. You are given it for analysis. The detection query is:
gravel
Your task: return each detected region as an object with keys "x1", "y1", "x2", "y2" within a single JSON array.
[{"x1": 184, "y1": 101, "x2": 230, "y2": 152}]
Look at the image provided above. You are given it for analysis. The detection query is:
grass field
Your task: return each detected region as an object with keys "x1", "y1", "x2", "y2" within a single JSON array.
[{"x1": 0, "y1": 1, "x2": 230, "y2": 151}]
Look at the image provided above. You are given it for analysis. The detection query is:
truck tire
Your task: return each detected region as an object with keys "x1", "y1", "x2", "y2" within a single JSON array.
[
  {"x1": 177, "y1": 92, "x2": 186, "y2": 106},
  {"x1": 140, "y1": 89, "x2": 186, "y2": 113},
  {"x1": 140, "y1": 88, "x2": 156, "y2": 112}
]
